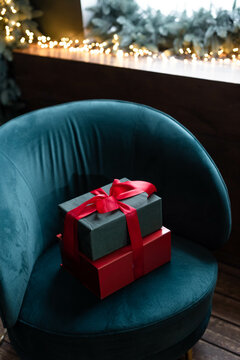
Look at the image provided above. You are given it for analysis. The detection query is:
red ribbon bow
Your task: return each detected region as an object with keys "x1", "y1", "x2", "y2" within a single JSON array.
[{"x1": 62, "y1": 179, "x2": 156, "y2": 279}]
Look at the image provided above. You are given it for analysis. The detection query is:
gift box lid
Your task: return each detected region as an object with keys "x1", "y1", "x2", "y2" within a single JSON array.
[{"x1": 59, "y1": 178, "x2": 162, "y2": 260}]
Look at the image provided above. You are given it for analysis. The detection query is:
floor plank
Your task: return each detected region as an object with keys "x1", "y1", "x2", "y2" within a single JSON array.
[
  {"x1": 0, "y1": 323, "x2": 9, "y2": 345},
  {"x1": 202, "y1": 316, "x2": 240, "y2": 355},
  {"x1": 193, "y1": 340, "x2": 240, "y2": 360},
  {"x1": 0, "y1": 342, "x2": 19, "y2": 360},
  {"x1": 218, "y1": 263, "x2": 240, "y2": 279},
  {"x1": 216, "y1": 251, "x2": 240, "y2": 270},
  {"x1": 216, "y1": 268, "x2": 240, "y2": 301},
  {"x1": 3, "y1": 335, "x2": 10, "y2": 345},
  {"x1": 212, "y1": 292, "x2": 240, "y2": 326}
]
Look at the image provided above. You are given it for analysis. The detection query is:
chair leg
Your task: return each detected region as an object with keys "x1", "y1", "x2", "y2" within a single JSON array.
[{"x1": 185, "y1": 349, "x2": 193, "y2": 360}]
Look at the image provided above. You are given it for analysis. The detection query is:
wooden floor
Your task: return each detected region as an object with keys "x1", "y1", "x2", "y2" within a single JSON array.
[{"x1": 0, "y1": 262, "x2": 239, "y2": 360}]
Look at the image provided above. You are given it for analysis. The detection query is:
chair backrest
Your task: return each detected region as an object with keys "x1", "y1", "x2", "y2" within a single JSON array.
[{"x1": 0, "y1": 100, "x2": 231, "y2": 328}]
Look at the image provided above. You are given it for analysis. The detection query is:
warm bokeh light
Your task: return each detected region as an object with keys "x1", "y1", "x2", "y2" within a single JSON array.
[{"x1": 35, "y1": 34, "x2": 240, "y2": 66}]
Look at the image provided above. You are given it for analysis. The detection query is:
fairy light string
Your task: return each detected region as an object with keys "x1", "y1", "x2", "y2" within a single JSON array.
[{"x1": 37, "y1": 34, "x2": 240, "y2": 65}]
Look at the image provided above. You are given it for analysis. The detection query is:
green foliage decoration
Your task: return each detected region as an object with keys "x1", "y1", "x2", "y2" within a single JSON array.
[
  {"x1": 0, "y1": 0, "x2": 41, "y2": 112},
  {"x1": 87, "y1": 0, "x2": 240, "y2": 57}
]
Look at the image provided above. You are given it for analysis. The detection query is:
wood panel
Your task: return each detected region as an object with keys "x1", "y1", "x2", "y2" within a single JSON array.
[
  {"x1": 30, "y1": 0, "x2": 83, "y2": 40},
  {"x1": 0, "y1": 342, "x2": 18, "y2": 359},
  {"x1": 193, "y1": 340, "x2": 240, "y2": 360},
  {"x1": 212, "y1": 293, "x2": 240, "y2": 326},
  {"x1": 218, "y1": 263, "x2": 240, "y2": 279},
  {"x1": 216, "y1": 270, "x2": 240, "y2": 301},
  {"x1": 202, "y1": 317, "x2": 240, "y2": 356},
  {"x1": 14, "y1": 45, "x2": 240, "y2": 84}
]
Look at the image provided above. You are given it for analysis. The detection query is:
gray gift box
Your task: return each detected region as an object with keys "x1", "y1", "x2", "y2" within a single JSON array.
[{"x1": 58, "y1": 178, "x2": 162, "y2": 261}]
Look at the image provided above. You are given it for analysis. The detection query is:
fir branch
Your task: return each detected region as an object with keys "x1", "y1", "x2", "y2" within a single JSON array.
[{"x1": 87, "y1": 0, "x2": 240, "y2": 57}]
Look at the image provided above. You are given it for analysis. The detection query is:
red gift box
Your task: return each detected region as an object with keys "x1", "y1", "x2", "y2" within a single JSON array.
[{"x1": 58, "y1": 226, "x2": 171, "y2": 299}]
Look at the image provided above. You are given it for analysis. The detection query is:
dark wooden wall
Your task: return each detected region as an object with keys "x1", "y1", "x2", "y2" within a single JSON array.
[
  {"x1": 30, "y1": 0, "x2": 83, "y2": 39},
  {"x1": 13, "y1": 52, "x2": 240, "y2": 266}
]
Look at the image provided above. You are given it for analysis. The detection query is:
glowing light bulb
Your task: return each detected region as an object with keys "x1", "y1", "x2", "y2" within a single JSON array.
[
  {"x1": 10, "y1": 6, "x2": 17, "y2": 13},
  {"x1": 113, "y1": 42, "x2": 119, "y2": 51},
  {"x1": 6, "y1": 34, "x2": 14, "y2": 41},
  {"x1": 117, "y1": 49, "x2": 123, "y2": 57},
  {"x1": 5, "y1": 25, "x2": 10, "y2": 35},
  {"x1": 223, "y1": 58, "x2": 230, "y2": 64}
]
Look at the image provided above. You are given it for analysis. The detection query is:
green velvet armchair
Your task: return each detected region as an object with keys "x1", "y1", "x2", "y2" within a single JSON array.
[{"x1": 0, "y1": 100, "x2": 231, "y2": 359}]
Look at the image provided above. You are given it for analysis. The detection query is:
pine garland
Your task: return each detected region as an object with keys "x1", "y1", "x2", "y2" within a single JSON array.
[{"x1": 87, "y1": 0, "x2": 240, "y2": 58}]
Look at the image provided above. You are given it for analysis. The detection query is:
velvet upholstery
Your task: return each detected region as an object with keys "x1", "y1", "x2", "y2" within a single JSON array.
[{"x1": 0, "y1": 100, "x2": 231, "y2": 359}]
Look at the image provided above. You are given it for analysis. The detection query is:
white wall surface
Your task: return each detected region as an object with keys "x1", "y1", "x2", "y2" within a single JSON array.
[
  {"x1": 81, "y1": 0, "x2": 238, "y2": 28},
  {"x1": 81, "y1": 0, "x2": 97, "y2": 28}
]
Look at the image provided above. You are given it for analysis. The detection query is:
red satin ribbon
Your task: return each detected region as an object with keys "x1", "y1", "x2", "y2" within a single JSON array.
[{"x1": 62, "y1": 179, "x2": 156, "y2": 279}]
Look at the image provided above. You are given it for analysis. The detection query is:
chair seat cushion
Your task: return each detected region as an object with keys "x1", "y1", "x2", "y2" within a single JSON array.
[{"x1": 9, "y1": 235, "x2": 217, "y2": 360}]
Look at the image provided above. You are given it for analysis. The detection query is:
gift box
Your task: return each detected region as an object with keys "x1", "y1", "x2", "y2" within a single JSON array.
[
  {"x1": 59, "y1": 178, "x2": 162, "y2": 260},
  {"x1": 58, "y1": 226, "x2": 171, "y2": 299}
]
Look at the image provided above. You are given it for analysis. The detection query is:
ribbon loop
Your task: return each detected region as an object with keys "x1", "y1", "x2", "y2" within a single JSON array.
[
  {"x1": 91, "y1": 188, "x2": 108, "y2": 197},
  {"x1": 110, "y1": 180, "x2": 156, "y2": 200}
]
